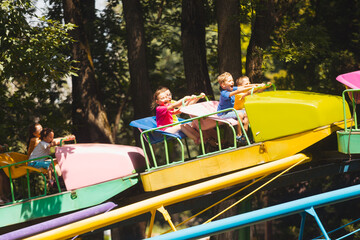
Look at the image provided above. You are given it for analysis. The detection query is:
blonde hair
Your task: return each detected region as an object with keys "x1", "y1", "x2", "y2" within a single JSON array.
[
  {"x1": 236, "y1": 76, "x2": 250, "y2": 86},
  {"x1": 217, "y1": 72, "x2": 233, "y2": 87},
  {"x1": 151, "y1": 86, "x2": 169, "y2": 110}
]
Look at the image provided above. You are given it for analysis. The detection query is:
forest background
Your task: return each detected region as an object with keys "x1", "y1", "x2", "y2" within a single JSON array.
[
  {"x1": 1, "y1": 0, "x2": 360, "y2": 239},
  {"x1": 2, "y1": 0, "x2": 359, "y2": 150}
]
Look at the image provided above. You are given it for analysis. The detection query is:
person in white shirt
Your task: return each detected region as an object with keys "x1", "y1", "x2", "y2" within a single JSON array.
[{"x1": 29, "y1": 128, "x2": 74, "y2": 186}]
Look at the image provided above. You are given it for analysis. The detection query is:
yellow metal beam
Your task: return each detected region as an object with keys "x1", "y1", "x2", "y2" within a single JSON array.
[
  {"x1": 147, "y1": 209, "x2": 156, "y2": 238},
  {"x1": 25, "y1": 153, "x2": 310, "y2": 240},
  {"x1": 157, "y1": 206, "x2": 177, "y2": 232}
]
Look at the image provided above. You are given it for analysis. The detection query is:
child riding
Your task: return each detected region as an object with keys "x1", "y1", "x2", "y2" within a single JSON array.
[
  {"x1": 29, "y1": 128, "x2": 74, "y2": 185},
  {"x1": 152, "y1": 86, "x2": 205, "y2": 144},
  {"x1": 216, "y1": 72, "x2": 252, "y2": 145},
  {"x1": 234, "y1": 76, "x2": 271, "y2": 110}
]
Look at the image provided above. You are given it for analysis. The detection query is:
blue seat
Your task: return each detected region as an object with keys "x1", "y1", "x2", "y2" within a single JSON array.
[{"x1": 129, "y1": 116, "x2": 187, "y2": 144}]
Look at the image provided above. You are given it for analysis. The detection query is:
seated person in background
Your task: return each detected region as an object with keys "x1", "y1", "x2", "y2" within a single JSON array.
[
  {"x1": 234, "y1": 76, "x2": 271, "y2": 110},
  {"x1": 152, "y1": 86, "x2": 205, "y2": 144},
  {"x1": 236, "y1": 76, "x2": 271, "y2": 94},
  {"x1": 29, "y1": 128, "x2": 74, "y2": 185},
  {"x1": 217, "y1": 72, "x2": 250, "y2": 144},
  {"x1": 0, "y1": 144, "x2": 8, "y2": 153},
  {"x1": 27, "y1": 123, "x2": 43, "y2": 158}
]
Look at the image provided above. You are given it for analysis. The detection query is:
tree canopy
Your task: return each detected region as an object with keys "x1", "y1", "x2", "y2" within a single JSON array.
[
  {"x1": 0, "y1": 0, "x2": 75, "y2": 150},
  {"x1": 1, "y1": 0, "x2": 359, "y2": 148},
  {"x1": 2, "y1": 0, "x2": 359, "y2": 150}
]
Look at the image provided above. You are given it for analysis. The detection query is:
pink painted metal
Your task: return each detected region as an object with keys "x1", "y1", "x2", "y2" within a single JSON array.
[
  {"x1": 336, "y1": 70, "x2": 360, "y2": 103},
  {"x1": 336, "y1": 70, "x2": 360, "y2": 89},
  {"x1": 55, "y1": 144, "x2": 146, "y2": 190}
]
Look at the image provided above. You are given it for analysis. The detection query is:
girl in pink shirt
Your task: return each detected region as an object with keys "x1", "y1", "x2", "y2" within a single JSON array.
[{"x1": 152, "y1": 87, "x2": 204, "y2": 144}]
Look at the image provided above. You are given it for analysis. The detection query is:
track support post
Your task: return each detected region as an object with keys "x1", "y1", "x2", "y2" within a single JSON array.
[
  {"x1": 157, "y1": 206, "x2": 177, "y2": 232},
  {"x1": 299, "y1": 207, "x2": 330, "y2": 240}
]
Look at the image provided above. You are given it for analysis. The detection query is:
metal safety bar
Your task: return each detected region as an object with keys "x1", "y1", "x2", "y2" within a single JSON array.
[
  {"x1": 59, "y1": 136, "x2": 77, "y2": 147},
  {"x1": 0, "y1": 155, "x2": 61, "y2": 202},
  {"x1": 250, "y1": 82, "x2": 276, "y2": 95},
  {"x1": 342, "y1": 89, "x2": 359, "y2": 132},
  {"x1": 140, "y1": 107, "x2": 249, "y2": 171}
]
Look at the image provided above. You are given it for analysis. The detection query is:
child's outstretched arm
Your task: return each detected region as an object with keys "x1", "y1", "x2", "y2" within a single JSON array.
[
  {"x1": 234, "y1": 82, "x2": 273, "y2": 97},
  {"x1": 183, "y1": 93, "x2": 206, "y2": 106},
  {"x1": 254, "y1": 82, "x2": 272, "y2": 93},
  {"x1": 166, "y1": 96, "x2": 190, "y2": 110},
  {"x1": 230, "y1": 87, "x2": 254, "y2": 96},
  {"x1": 51, "y1": 135, "x2": 76, "y2": 146},
  {"x1": 169, "y1": 93, "x2": 206, "y2": 109}
]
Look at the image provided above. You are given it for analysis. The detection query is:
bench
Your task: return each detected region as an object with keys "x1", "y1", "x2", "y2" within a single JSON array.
[{"x1": 0, "y1": 152, "x2": 48, "y2": 202}]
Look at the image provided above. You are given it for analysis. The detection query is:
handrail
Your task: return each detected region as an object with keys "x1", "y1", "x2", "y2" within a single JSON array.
[
  {"x1": 181, "y1": 94, "x2": 209, "y2": 107},
  {"x1": 0, "y1": 155, "x2": 62, "y2": 203},
  {"x1": 140, "y1": 107, "x2": 250, "y2": 171},
  {"x1": 60, "y1": 135, "x2": 76, "y2": 147},
  {"x1": 342, "y1": 89, "x2": 359, "y2": 132},
  {"x1": 250, "y1": 82, "x2": 275, "y2": 95}
]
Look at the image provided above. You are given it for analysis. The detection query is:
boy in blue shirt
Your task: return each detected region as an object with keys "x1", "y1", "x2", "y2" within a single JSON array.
[{"x1": 217, "y1": 72, "x2": 253, "y2": 144}]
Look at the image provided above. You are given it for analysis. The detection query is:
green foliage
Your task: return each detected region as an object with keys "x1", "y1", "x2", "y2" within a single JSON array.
[
  {"x1": 0, "y1": 1, "x2": 76, "y2": 84},
  {"x1": 342, "y1": 218, "x2": 360, "y2": 239},
  {"x1": 271, "y1": 21, "x2": 330, "y2": 63},
  {"x1": 89, "y1": 0, "x2": 220, "y2": 143},
  {"x1": 267, "y1": 0, "x2": 360, "y2": 93},
  {"x1": 0, "y1": 0, "x2": 75, "y2": 152},
  {"x1": 143, "y1": 1, "x2": 185, "y2": 94}
]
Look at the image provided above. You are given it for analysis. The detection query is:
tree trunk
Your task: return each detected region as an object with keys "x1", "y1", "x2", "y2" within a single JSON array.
[
  {"x1": 0, "y1": 171, "x2": 10, "y2": 204},
  {"x1": 181, "y1": 0, "x2": 214, "y2": 98},
  {"x1": 210, "y1": 197, "x2": 239, "y2": 240},
  {"x1": 110, "y1": 222, "x2": 147, "y2": 240},
  {"x1": 63, "y1": 0, "x2": 113, "y2": 143},
  {"x1": 122, "y1": 0, "x2": 152, "y2": 121},
  {"x1": 246, "y1": 0, "x2": 275, "y2": 83},
  {"x1": 216, "y1": 0, "x2": 242, "y2": 79}
]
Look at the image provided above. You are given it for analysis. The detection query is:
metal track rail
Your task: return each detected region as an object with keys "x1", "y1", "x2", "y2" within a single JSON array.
[{"x1": 149, "y1": 184, "x2": 360, "y2": 240}]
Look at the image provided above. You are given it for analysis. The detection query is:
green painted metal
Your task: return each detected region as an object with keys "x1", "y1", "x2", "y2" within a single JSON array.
[
  {"x1": 337, "y1": 130, "x2": 360, "y2": 154},
  {"x1": 0, "y1": 155, "x2": 60, "y2": 202},
  {"x1": 198, "y1": 118, "x2": 206, "y2": 155},
  {"x1": 216, "y1": 121, "x2": 222, "y2": 151},
  {"x1": 342, "y1": 89, "x2": 359, "y2": 131},
  {"x1": 250, "y1": 82, "x2": 276, "y2": 96},
  {"x1": 140, "y1": 107, "x2": 249, "y2": 171},
  {"x1": 232, "y1": 108, "x2": 250, "y2": 145},
  {"x1": 59, "y1": 137, "x2": 77, "y2": 147},
  {"x1": 181, "y1": 95, "x2": 209, "y2": 107},
  {"x1": 0, "y1": 175, "x2": 138, "y2": 228},
  {"x1": 50, "y1": 156, "x2": 61, "y2": 193},
  {"x1": 145, "y1": 132, "x2": 157, "y2": 168},
  {"x1": 164, "y1": 135, "x2": 169, "y2": 165},
  {"x1": 184, "y1": 138, "x2": 191, "y2": 159},
  {"x1": 3, "y1": 136, "x2": 76, "y2": 203},
  {"x1": 337, "y1": 89, "x2": 360, "y2": 154}
]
